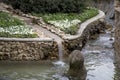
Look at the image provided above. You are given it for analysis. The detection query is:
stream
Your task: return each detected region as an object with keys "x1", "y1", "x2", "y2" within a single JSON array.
[{"x1": 82, "y1": 30, "x2": 115, "y2": 80}]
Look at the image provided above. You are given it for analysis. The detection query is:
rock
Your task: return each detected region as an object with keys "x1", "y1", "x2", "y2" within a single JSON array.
[
  {"x1": 3, "y1": 53, "x2": 10, "y2": 60},
  {"x1": 99, "y1": 18, "x2": 105, "y2": 22},
  {"x1": 67, "y1": 50, "x2": 87, "y2": 80},
  {"x1": 109, "y1": 38, "x2": 114, "y2": 41}
]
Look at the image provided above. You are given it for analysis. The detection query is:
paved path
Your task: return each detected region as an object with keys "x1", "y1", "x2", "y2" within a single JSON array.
[{"x1": 78, "y1": 10, "x2": 105, "y2": 35}]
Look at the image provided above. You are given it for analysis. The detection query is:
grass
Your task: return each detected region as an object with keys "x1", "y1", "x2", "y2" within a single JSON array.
[
  {"x1": 0, "y1": 12, "x2": 38, "y2": 38},
  {"x1": 32, "y1": 8, "x2": 98, "y2": 35},
  {"x1": 0, "y1": 11, "x2": 24, "y2": 28},
  {"x1": 78, "y1": 7, "x2": 99, "y2": 22}
]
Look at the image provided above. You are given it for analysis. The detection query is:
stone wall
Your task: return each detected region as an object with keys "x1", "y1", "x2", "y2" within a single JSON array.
[
  {"x1": 115, "y1": 0, "x2": 120, "y2": 68},
  {"x1": 0, "y1": 38, "x2": 58, "y2": 61}
]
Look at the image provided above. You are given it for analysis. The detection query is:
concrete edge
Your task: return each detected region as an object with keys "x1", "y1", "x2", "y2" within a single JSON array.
[
  {"x1": 0, "y1": 38, "x2": 53, "y2": 42},
  {"x1": 63, "y1": 10, "x2": 105, "y2": 40}
]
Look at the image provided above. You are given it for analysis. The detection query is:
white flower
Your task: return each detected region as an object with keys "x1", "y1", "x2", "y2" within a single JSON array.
[
  {"x1": 48, "y1": 19, "x2": 81, "y2": 29},
  {"x1": 0, "y1": 25, "x2": 34, "y2": 34},
  {"x1": 0, "y1": 27, "x2": 4, "y2": 32}
]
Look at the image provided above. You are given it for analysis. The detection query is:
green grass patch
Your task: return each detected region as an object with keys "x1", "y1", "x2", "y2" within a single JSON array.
[
  {"x1": 0, "y1": 11, "x2": 24, "y2": 27},
  {"x1": 0, "y1": 12, "x2": 38, "y2": 38},
  {"x1": 78, "y1": 8, "x2": 99, "y2": 22},
  {"x1": 32, "y1": 8, "x2": 98, "y2": 35}
]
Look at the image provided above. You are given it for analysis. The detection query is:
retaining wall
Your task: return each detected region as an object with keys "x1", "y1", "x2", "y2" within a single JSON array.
[{"x1": 0, "y1": 38, "x2": 58, "y2": 60}]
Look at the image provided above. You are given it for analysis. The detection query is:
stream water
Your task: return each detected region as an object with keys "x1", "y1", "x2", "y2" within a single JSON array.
[{"x1": 82, "y1": 30, "x2": 115, "y2": 80}]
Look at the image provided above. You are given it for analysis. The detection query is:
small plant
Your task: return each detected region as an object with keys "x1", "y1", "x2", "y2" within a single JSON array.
[
  {"x1": 48, "y1": 19, "x2": 81, "y2": 35},
  {"x1": 0, "y1": 25, "x2": 38, "y2": 38}
]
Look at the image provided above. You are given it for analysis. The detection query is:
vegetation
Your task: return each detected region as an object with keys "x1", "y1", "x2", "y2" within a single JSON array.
[
  {"x1": 33, "y1": 8, "x2": 98, "y2": 35},
  {"x1": 34, "y1": 8, "x2": 98, "y2": 22},
  {"x1": 0, "y1": 11, "x2": 24, "y2": 27},
  {"x1": 3, "y1": 0, "x2": 87, "y2": 13},
  {"x1": 1, "y1": 0, "x2": 98, "y2": 35},
  {"x1": 0, "y1": 32, "x2": 38, "y2": 38},
  {"x1": 0, "y1": 12, "x2": 38, "y2": 38}
]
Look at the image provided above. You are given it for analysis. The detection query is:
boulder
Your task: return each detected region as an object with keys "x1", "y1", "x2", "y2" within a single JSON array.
[{"x1": 67, "y1": 50, "x2": 87, "y2": 80}]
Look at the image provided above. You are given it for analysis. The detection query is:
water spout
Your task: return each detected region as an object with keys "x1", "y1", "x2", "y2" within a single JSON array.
[{"x1": 57, "y1": 41, "x2": 63, "y2": 61}]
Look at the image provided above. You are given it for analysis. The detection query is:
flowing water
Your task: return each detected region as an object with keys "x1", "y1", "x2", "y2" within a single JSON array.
[
  {"x1": 82, "y1": 30, "x2": 115, "y2": 80},
  {"x1": 57, "y1": 41, "x2": 63, "y2": 61}
]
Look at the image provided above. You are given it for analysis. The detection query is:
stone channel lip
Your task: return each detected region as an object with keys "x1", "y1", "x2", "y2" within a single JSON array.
[
  {"x1": 63, "y1": 10, "x2": 105, "y2": 40},
  {"x1": 0, "y1": 37, "x2": 53, "y2": 42}
]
